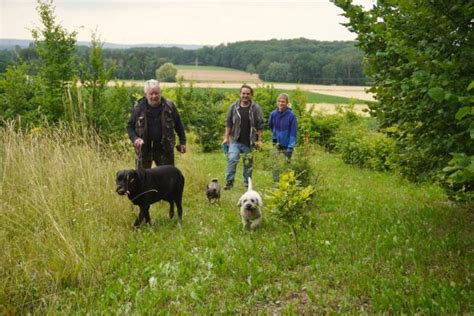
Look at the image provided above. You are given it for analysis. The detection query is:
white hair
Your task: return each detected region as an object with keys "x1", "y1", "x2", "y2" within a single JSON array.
[{"x1": 144, "y1": 79, "x2": 161, "y2": 94}]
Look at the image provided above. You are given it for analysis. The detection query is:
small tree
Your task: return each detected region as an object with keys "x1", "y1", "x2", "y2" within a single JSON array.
[
  {"x1": 266, "y1": 171, "x2": 316, "y2": 245},
  {"x1": 79, "y1": 31, "x2": 115, "y2": 131},
  {"x1": 0, "y1": 63, "x2": 40, "y2": 125},
  {"x1": 31, "y1": 0, "x2": 77, "y2": 121},
  {"x1": 155, "y1": 62, "x2": 177, "y2": 82}
]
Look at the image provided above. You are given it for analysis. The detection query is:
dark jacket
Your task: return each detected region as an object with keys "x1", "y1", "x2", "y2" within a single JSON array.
[
  {"x1": 127, "y1": 97, "x2": 186, "y2": 153},
  {"x1": 268, "y1": 107, "x2": 298, "y2": 150},
  {"x1": 225, "y1": 100, "x2": 264, "y2": 147}
]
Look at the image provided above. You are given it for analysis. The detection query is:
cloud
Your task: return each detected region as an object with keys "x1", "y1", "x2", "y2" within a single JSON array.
[{"x1": 1, "y1": 0, "x2": 372, "y2": 45}]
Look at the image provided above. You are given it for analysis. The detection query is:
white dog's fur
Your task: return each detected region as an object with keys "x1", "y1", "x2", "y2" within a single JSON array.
[{"x1": 237, "y1": 178, "x2": 263, "y2": 230}]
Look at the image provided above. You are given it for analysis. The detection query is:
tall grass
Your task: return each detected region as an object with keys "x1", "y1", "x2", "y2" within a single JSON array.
[
  {"x1": 1, "y1": 124, "x2": 472, "y2": 314},
  {"x1": 0, "y1": 123, "x2": 133, "y2": 310}
]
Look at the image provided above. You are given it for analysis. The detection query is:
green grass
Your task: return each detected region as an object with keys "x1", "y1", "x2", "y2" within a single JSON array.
[
  {"x1": 175, "y1": 65, "x2": 242, "y2": 71},
  {"x1": 187, "y1": 87, "x2": 367, "y2": 104},
  {"x1": 1, "y1": 125, "x2": 472, "y2": 314},
  {"x1": 302, "y1": 90, "x2": 368, "y2": 104}
]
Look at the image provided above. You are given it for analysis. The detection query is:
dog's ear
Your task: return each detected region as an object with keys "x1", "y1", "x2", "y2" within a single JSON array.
[
  {"x1": 237, "y1": 197, "x2": 243, "y2": 207},
  {"x1": 116, "y1": 170, "x2": 126, "y2": 182}
]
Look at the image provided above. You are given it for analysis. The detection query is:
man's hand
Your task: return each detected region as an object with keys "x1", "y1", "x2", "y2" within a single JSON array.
[
  {"x1": 133, "y1": 138, "x2": 144, "y2": 150},
  {"x1": 254, "y1": 140, "x2": 263, "y2": 151}
]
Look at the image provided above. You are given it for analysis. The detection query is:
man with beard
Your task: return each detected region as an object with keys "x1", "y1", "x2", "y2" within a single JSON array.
[
  {"x1": 222, "y1": 84, "x2": 264, "y2": 190},
  {"x1": 127, "y1": 79, "x2": 186, "y2": 168}
]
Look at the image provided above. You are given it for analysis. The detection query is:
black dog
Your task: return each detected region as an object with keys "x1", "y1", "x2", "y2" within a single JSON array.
[
  {"x1": 115, "y1": 166, "x2": 185, "y2": 227},
  {"x1": 206, "y1": 178, "x2": 221, "y2": 203}
]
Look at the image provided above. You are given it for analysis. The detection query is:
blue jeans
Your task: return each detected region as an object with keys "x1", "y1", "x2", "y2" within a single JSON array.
[{"x1": 225, "y1": 142, "x2": 253, "y2": 185}]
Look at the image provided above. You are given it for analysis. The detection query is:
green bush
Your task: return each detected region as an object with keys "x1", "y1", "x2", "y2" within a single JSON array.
[
  {"x1": 335, "y1": 0, "x2": 474, "y2": 197},
  {"x1": 266, "y1": 171, "x2": 316, "y2": 243},
  {"x1": 166, "y1": 84, "x2": 230, "y2": 152},
  {"x1": 310, "y1": 114, "x2": 345, "y2": 150},
  {"x1": 155, "y1": 62, "x2": 178, "y2": 82},
  {"x1": 0, "y1": 63, "x2": 41, "y2": 126},
  {"x1": 441, "y1": 153, "x2": 474, "y2": 202},
  {"x1": 335, "y1": 123, "x2": 395, "y2": 172},
  {"x1": 253, "y1": 84, "x2": 279, "y2": 117}
]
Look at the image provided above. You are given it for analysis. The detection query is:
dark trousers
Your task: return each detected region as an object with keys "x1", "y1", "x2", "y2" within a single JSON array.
[
  {"x1": 136, "y1": 150, "x2": 174, "y2": 169},
  {"x1": 276, "y1": 145, "x2": 293, "y2": 159},
  {"x1": 272, "y1": 145, "x2": 293, "y2": 182}
]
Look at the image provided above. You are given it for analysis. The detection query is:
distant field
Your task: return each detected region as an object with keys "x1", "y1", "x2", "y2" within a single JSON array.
[
  {"x1": 176, "y1": 65, "x2": 261, "y2": 83},
  {"x1": 176, "y1": 65, "x2": 240, "y2": 71},
  {"x1": 109, "y1": 79, "x2": 373, "y2": 101},
  {"x1": 184, "y1": 87, "x2": 368, "y2": 105}
]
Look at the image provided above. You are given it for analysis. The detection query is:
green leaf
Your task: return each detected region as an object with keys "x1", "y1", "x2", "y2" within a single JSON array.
[
  {"x1": 467, "y1": 81, "x2": 474, "y2": 91},
  {"x1": 455, "y1": 106, "x2": 472, "y2": 120},
  {"x1": 428, "y1": 87, "x2": 445, "y2": 102}
]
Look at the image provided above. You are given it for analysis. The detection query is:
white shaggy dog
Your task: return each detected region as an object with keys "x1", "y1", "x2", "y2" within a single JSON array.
[{"x1": 237, "y1": 178, "x2": 263, "y2": 230}]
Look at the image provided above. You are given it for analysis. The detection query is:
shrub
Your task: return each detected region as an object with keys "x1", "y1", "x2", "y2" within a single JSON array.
[
  {"x1": 335, "y1": 123, "x2": 395, "y2": 172},
  {"x1": 440, "y1": 153, "x2": 474, "y2": 202},
  {"x1": 335, "y1": 0, "x2": 473, "y2": 196},
  {"x1": 155, "y1": 62, "x2": 178, "y2": 82},
  {"x1": 266, "y1": 171, "x2": 316, "y2": 243}
]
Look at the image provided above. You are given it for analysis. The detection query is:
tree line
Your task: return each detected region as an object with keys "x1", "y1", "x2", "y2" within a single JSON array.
[{"x1": 0, "y1": 38, "x2": 367, "y2": 85}]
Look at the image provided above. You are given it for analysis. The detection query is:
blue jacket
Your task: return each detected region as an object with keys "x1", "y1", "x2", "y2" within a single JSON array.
[{"x1": 268, "y1": 107, "x2": 298, "y2": 150}]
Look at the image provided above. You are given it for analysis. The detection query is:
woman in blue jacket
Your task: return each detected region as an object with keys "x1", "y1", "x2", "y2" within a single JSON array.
[
  {"x1": 269, "y1": 93, "x2": 298, "y2": 157},
  {"x1": 268, "y1": 93, "x2": 298, "y2": 181}
]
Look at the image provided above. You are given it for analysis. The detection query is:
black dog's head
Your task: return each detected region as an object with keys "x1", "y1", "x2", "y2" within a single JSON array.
[{"x1": 115, "y1": 169, "x2": 138, "y2": 196}]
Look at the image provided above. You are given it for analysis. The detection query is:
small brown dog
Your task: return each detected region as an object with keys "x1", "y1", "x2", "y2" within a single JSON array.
[{"x1": 206, "y1": 178, "x2": 221, "y2": 203}]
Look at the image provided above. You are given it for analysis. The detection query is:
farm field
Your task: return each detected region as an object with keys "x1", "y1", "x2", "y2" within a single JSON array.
[
  {"x1": 174, "y1": 65, "x2": 374, "y2": 101},
  {"x1": 307, "y1": 103, "x2": 370, "y2": 116},
  {"x1": 176, "y1": 65, "x2": 261, "y2": 84},
  {"x1": 1, "y1": 126, "x2": 472, "y2": 314},
  {"x1": 111, "y1": 79, "x2": 374, "y2": 103}
]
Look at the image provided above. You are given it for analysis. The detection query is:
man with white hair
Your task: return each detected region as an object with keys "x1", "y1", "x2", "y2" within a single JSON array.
[{"x1": 127, "y1": 79, "x2": 186, "y2": 168}]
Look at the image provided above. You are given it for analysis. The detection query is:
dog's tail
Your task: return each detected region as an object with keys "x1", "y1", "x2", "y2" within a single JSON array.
[{"x1": 247, "y1": 177, "x2": 253, "y2": 192}]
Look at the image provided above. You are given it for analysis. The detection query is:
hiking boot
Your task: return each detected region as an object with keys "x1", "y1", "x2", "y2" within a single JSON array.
[
  {"x1": 244, "y1": 182, "x2": 249, "y2": 188},
  {"x1": 224, "y1": 182, "x2": 233, "y2": 190}
]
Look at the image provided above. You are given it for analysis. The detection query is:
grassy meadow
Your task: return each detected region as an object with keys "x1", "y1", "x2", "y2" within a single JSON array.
[{"x1": 0, "y1": 124, "x2": 472, "y2": 314}]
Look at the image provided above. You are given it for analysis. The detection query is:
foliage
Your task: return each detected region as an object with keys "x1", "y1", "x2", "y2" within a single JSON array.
[
  {"x1": 188, "y1": 89, "x2": 228, "y2": 152},
  {"x1": 155, "y1": 62, "x2": 178, "y2": 82},
  {"x1": 441, "y1": 153, "x2": 474, "y2": 201},
  {"x1": 335, "y1": 123, "x2": 395, "y2": 171},
  {"x1": 263, "y1": 62, "x2": 292, "y2": 82},
  {"x1": 0, "y1": 63, "x2": 41, "y2": 125},
  {"x1": 335, "y1": 0, "x2": 474, "y2": 198},
  {"x1": 288, "y1": 147, "x2": 321, "y2": 188},
  {"x1": 308, "y1": 107, "x2": 363, "y2": 151},
  {"x1": 78, "y1": 32, "x2": 115, "y2": 132},
  {"x1": 266, "y1": 171, "x2": 316, "y2": 243},
  {"x1": 440, "y1": 81, "x2": 474, "y2": 201},
  {"x1": 31, "y1": 0, "x2": 77, "y2": 121},
  {"x1": 164, "y1": 81, "x2": 230, "y2": 152},
  {"x1": 2, "y1": 38, "x2": 368, "y2": 85},
  {"x1": 289, "y1": 88, "x2": 313, "y2": 146},
  {"x1": 252, "y1": 84, "x2": 279, "y2": 118}
]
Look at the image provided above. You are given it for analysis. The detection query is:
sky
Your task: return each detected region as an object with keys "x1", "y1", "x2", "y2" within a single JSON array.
[{"x1": 0, "y1": 0, "x2": 374, "y2": 46}]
